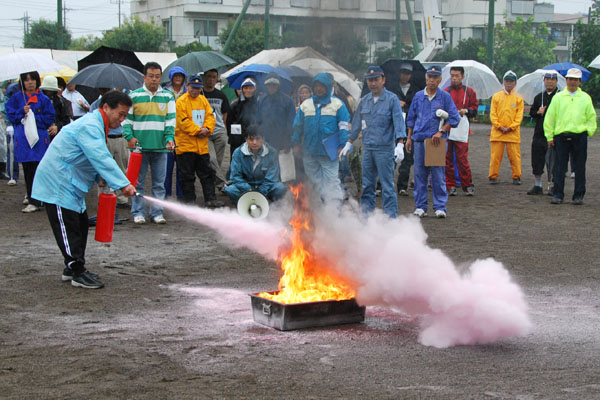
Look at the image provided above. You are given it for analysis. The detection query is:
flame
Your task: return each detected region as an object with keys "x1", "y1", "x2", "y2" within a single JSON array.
[{"x1": 258, "y1": 185, "x2": 356, "y2": 304}]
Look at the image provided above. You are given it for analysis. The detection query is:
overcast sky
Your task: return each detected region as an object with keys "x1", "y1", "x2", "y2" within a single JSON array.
[{"x1": 0, "y1": 0, "x2": 593, "y2": 48}]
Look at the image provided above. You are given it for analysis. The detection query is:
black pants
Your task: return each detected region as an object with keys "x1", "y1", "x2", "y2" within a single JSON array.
[
  {"x1": 396, "y1": 149, "x2": 414, "y2": 190},
  {"x1": 23, "y1": 161, "x2": 41, "y2": 206},
  {"x1": 531, "y1": 137, "x2": 547, "y2": 177},
  {"x1": 46, "y1": 204, "x2": 89, "y2": 274},
  {"x1": 176, "y1": 152, "x2": 216, "y2": 203},
  {"x1": 554, "y1": 132, "x2": 587, "y2": 200}
]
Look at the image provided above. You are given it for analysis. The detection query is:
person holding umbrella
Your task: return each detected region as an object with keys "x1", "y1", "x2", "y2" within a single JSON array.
[
  {"x1": 5, "y1": 71, "x2": 55, "y2": 213},
  {"x1": 527, "y1": 72, "x2": 559, "y2": 195}
]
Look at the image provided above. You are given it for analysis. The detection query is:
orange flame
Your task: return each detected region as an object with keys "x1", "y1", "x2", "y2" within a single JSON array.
[{"x1": 258, "y1": 185, "x2": 356, "y2": 304}]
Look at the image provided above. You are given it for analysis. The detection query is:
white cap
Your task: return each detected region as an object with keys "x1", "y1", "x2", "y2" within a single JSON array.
[{"x1": 565, "y1": 68, "x2": 582, "y2": 79}]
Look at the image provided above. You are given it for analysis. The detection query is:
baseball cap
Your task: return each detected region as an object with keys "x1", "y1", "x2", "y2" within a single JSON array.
[
  {"x1": 565, "y1": 68, "x2": 582, "y2": 79},
  {"x1": 543, "y1": 71, "x2": 558, "y2": 80},
  {"x1": 399, "y1": 63, "x2": 413, "y2": 72},
  {"x1": 426, "y1": 65, "x2": 442, "y2": 76},
  {"x1": 364, "y1": 66, "x2": 384, "y2": 78},
  {"x1": 503, "y1": 70, "x2": 517, "y2": 81},
  {"x1": 187, "y1": 74, "x2": 203, "y2": 88}
]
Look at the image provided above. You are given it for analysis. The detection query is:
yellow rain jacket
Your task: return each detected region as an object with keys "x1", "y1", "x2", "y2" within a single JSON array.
[
  {"x1": 489, "y1": 89, "x2": 524, "y2": 143},
  {"x1": 175, "y1": 92, "x2": 216, "y2": 155}
]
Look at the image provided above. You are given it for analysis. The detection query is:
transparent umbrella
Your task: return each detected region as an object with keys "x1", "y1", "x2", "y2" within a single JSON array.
[
  {"x1": 441, "y1": 60, "x2": 502, "y2": 100},
  {"x1": 516, "y1": 69, "x2": 566, "y2": 105},
  {"x1": 0, "y1": 52, "x2": 62, "y2": 81}
]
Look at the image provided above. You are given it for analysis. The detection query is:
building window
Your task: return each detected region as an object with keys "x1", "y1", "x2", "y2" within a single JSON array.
[
  {"x1": 199, "y1": 0, "x2": 222, "y2": 4},
  {"x1": 162, "y1": 19, "x2": 170, "y2": 35},
  {"x1": 290, "y1": 0, "x2": 320, "y2": 7},
  {"x1": 339, "y1": 0, "x2": 359, "y2": 10},
  {"x1": 249, "y1": 0, "x2": 273, "y2": 5},
  {"x1": 371, "y1": 26, "x2": 391, "y2": 43},
  {"x1": 194, "y1": 19, "x2": 218, "y2": 38},
  {"x1": 376, "y1": 0, "x2": 393, "y2": 11}
]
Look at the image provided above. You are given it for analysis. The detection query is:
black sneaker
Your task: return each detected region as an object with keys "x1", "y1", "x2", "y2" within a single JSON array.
[
  {"x1": 551, "y1": 197, "x2": 563, "y2": 205},
  {"x1": 489, "y1": 178, "x2": 498, "y2": 184},
  {"x1": 71, "y1": 271, "x2": 104, "y2": 289},
  {"x1": 205, "y1": 199, "x2": 225, "y2": 208},
  {"x1": 62, "y1": 268, "x2": 99, "y2": 282},
  {"x1": 448, "y1": 187, "x2": 457, "y2": 196},
  {"x1": 513, "y1": 178, "x2": 521, "y2": 185},
  {"x1": 572, "y1": 198, "x2": 584, "y2": 205},
  {"x1": 527, "y1": 186, "x2": 543, "y2": 195}
]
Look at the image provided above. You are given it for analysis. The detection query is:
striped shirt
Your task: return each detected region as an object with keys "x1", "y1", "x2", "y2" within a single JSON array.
[{"x1": 122, "y1": 84, "x2": 176, "y2": 152}]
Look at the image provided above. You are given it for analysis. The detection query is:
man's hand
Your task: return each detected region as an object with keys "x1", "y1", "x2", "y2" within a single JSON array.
[
  {"x1": 400, "y1": 100, "x2": 406, "y2": 108},
  {"x1": 394, "y1": 142, "x2": 404, "y2": 163},
  {"x1": 48, "y1": 124, "x2": 58, "y2": 136},
  {"x1": 23, "y1": 105, "x2": 30, "y2": 115},
  {"x1": 405, "y1": 137, "x2": 412, "y2": 153},
  {"x1": 339, "y1": 141, "x2": 352, "y2": 159},
  {"x1": 121, "y1": 184, "x2": 137, "y2": 197},
  {"x1": 127, "y1": 137, "x2": 139, "y2": 149},
  {"x1": 432, "y1": 131, "x2": 443, "y2": 146},
  {"x1": 166, "y1": 140, "x2": 175, "y2": 150},
  {"x1": 197, "y1": 127, "x2": 208, "y2": 137},
  {"x1": 538, "y1": 106, "x2": 546, "y2": 116},
  {"x1": 459, "y1": 109, "x2": 468, "y2": 116},
  {"x1": 548, "y1": 140, "x2": 554, "y2": 148}
]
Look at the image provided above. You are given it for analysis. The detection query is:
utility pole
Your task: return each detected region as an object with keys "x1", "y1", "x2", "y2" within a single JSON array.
[
  {"x1": 405, "y1": 0, "x2": 419, "y2": 57},
  {"x1": 223, "y1": 0, "x2": 252, "y2": 54},
  {"x1": 110, "y1": 0, "x2": 122, "y2": 27},
  {"x1": 487, "y1": 0, "x2": 495, "y2": 68},
  {"x1": 264, "y1": 0, "x2": 270, "y2": 50},
  {"x1": 57, "y1": 0, "x2": 64, "y2": 49},
  {"x1": 395, "y1": 0, "x2": 402, "y2": 58}
]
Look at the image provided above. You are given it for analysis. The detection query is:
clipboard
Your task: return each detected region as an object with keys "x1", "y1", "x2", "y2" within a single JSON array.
[
  {"x1": 424, "y1": 138, "x2": 447, "y2": 166},
  {"x1": 322, "y1": 134, "x2": 340, "y2": 161}
]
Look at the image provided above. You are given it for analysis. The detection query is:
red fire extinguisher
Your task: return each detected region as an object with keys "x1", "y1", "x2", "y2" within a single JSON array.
[
  {"x1": 126, "y1": 146, "x2": 143, "y2": 186},
  {"x1": 95, "y1": 188, "x2": 117, "y2": 243}
]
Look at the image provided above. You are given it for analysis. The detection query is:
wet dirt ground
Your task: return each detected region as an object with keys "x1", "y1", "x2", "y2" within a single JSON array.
[{"x1": 1, "y1": 124, "x2": 599, "y2": 399}]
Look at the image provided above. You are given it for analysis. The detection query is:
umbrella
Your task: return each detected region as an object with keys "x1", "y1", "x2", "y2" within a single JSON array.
[
  {"x1": 41, "y1": 65, "x2": 78, "y2": 82},
  {"x1": 225, "y1": 63, "x2": 293, "y2": 93},
  {"x1": 441, "y1": 60, "x2": 502, "y2": 100},
  {"x1": 0, "y1": 52, "x2": 62, "y2": 81},
  {"x1": 516, "y1": 69, "x2": 567, "y2": 105},
  {"x1": 588, "y1": 54, "x2": 600, "y2": 70},
  {"x1": 78, "y1": 46, "x2": 144, "y2": 73},
  {"x1": 68, "y1": 63, "x2": 144, "y2": 90},
  {"x1": 542, "y1": 62, "x2": 591, "y2": 82},
  {"x1": 161, "y1": 51, "x2": 235, "y2": 82}
]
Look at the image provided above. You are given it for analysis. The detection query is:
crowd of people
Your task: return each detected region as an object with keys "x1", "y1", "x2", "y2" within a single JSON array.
[{"x1": 0, "y1": 59, "x2": 595, "y2": 288}]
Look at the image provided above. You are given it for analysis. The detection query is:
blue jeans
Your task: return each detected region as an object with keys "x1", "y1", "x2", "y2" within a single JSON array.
[
  {"x1": 302, "y1": 154, "x2": 343, "y2": 203},
  {"x1": 225, "y1": 182, "x2": 287, "y2": 204},
  {"x1": 553, "y1": 132, "x2": 587, "y2": 200},
  {"x1": 413, "y1": 141, "x2": 447, "y2": 213},
  {"x1": 361, "y1": 148, "x2": 398, "y2": 218},
  {"x1": 165, "y1": 151, "x2": 183, "y2": 198},
  {"x1": 131, "y1": 152, "x2": 167, "y2": 218}
]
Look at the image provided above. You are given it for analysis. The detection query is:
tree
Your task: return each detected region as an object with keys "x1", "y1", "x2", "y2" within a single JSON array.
[
  {"x1": 373, "y1": 45, "x2": 415, "y2": 65},
  {"x1": 572, "y1": 0, "x2": 600, "y2": 103},
  {"x1": 218, "y1": 20, "x2": 281, "y2": 63},
  {"x1": 172, "y1": 41, "x2": 213, "y2": 58},
  {"x1": 478, "y1": 17, "x2": 556, "y2": 78},
  {"x1": 23, "y1": 19, "x2": 72, "y2": 49},
  {"x1": 323, "y1": 27, "x2": 368, "y2": 75},
  {"x1": 102, "y1": 16, "x2": 166, "y2": 52},
  {"x1": 69, "y1": 35, "x2": 102, "y2": 51},
  {"x1": 433, "y1": 38, "x2": 485, "y2": 63}
]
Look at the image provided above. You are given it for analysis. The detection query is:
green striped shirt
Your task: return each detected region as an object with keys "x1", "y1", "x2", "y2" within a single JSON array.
[{"x1": 122, "y1": 85, "x2": 176, "y2": 152}]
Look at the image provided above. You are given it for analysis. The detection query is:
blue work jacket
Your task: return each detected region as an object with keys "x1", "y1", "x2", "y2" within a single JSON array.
[
  {"x1": 406, "y1": 88, "x2": 461, "y2": 142},
  {"x1": 32, "y1": 111, "x2": 131, "y2": 213},
  {"x1": 229, "y1": 142, "x2": 281, "y2": 196},
  {"x1": 349, "y1": 88, "x2": 405, "y2": 150}
]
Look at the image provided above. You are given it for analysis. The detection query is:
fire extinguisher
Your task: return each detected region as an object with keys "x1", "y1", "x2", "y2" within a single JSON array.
[
  {"x1": 126, "y1": 145, "x2": 143, "y2": 186},
  {"x1": 95, "y1": 187, "x2": 117, "y2": 243}
]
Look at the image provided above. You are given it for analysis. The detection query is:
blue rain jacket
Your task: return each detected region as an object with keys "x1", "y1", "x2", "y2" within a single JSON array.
[
  {"x1": 292, "y1": 73, "x2": 350, "y2": 157},
  {"x1": 228, "y1": 142, "x2": 281, "y2": 197},
  {"x1": 32, "y1": 110, "x2": 131, "y2": 213},
  {"x1": 349, "y1": 88, "x2": 405, "y2": 150},
  {"x1": 406, "y1": 88, "x2": 461, "y2": 142},
  {"x1": 5, "y1": 90, "x2": 55, "y2": 162}
]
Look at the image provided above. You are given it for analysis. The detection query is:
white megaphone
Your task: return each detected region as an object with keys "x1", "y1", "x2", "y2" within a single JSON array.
[{"x1": 237, "y1": 191, "x2": 269, "y2": 219}]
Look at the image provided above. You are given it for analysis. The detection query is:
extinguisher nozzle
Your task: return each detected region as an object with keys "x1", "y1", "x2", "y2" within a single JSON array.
[{"x1": 135, "y1": 192, "x2": 144, "y2": 198}]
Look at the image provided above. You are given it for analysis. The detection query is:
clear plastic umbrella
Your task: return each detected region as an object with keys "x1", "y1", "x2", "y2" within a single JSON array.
[
  {"x1": 441, "y1": 60, "x2": 502, "y2": 100},
  {"x1": 516, "y1": 69, "x2": 566, "y2": 105},
  {"x1": 0, "y1": 52, "x2": 62, "y2": 81}
]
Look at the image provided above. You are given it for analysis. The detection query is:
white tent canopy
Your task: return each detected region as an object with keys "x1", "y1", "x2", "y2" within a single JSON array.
[{"x1": 222, "y1": 47, "x2": 361, "y2": 107}]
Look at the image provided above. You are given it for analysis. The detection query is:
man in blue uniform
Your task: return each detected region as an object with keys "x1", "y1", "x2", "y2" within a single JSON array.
[
  {"x1": 342, "y1": 66, "x2": 405, "y2": 218},
  {"x1": 405, "y1": 66, "x2": 460, "y2": 218}
]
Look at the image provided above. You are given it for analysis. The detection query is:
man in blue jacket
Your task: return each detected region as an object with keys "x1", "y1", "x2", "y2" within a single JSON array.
[
  {"x1": 405, "y1": 66, "x2": 460, "y2": 218},
  {"x1": 32, "y1": 91, "x2": 136, "y2": 289},
  {"x1": 343, "y1": 66, "x2": 406, "y2": 218},
  {"x1": 224, "y1": 125, "x2": 287, "y2": 204},
  {"x1": 292, "y1": 73, "x2": 350, "y2": 204}
]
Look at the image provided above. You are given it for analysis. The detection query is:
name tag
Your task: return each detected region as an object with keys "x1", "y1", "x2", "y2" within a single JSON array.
[{"x1": 231, "y1": 124, "x2": 242, "y2": 135}]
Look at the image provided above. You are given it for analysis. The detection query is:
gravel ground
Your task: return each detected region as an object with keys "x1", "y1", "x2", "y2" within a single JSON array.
[{"x1": 1, "y1": 123, "x2": 599, "y2": 399}]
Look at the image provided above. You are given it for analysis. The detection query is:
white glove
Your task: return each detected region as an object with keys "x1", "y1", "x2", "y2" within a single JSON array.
[
  {"x1": 6, "y1": 125, "x2": 14, "y2": 137},
  {"x1": 394, "y1": 143, "x2": 404, "y2": 163},
  {"x1": 339, "y1": 141, "x2": 353, "y2": 159}
]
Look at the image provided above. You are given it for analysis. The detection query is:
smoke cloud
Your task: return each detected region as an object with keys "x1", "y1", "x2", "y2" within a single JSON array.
[{"x1": 144, "y1": 196, "x2": 531, "y2": 348}]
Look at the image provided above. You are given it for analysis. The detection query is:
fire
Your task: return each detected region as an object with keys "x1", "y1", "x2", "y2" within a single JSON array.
[{"x1": 258, "y1": 185, "x2": 356, "y2": 304}]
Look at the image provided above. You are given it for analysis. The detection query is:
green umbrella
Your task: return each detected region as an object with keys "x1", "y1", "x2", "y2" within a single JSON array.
[{"x1": 161, "y1": 51, "x2": 236, "y2": 82}]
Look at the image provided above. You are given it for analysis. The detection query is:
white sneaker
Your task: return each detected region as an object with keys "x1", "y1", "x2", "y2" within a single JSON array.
[
  {"x1": 22, "y1": 204, "x2": 39, "y2": 213},
  {"x1": 133, "y1": 216, "x2": 146, "y2": 224},
  {"x1": 7, "y1": 179, "x2": 16, "y2": 186},
  {"x1": 413, "y1": 208, "x2": 427, "y2": 218},
  {"x1": 435, "y1": 210, "x2": 447, "y2": 218},
  {"x1": 152, "y1": 215, "x2": 166, "y2": 224},
  {"x1": 22, "y1": 195, "x2": 29, "y2": 205}
]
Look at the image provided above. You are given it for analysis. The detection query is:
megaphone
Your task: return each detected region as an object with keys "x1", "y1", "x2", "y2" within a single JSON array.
[{"x1": 237, "y1": 191, "x2": 269, "y2": 219}]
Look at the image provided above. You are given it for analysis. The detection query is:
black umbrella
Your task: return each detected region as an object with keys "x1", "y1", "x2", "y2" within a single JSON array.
[
  {"x1": 78, "y1": 46, "x2": 144, "y2": 73},
  {"x1": 68, "y1": 63, "x2": 144, "y2": 90},
  {"x1": 361, "y1": 59, "x2": 426, "y2": 97}
]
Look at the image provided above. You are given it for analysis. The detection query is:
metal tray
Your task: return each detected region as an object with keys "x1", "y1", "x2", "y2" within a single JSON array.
[{"x1": 249, "y1": 291, "x2": 366, "y2": 331}]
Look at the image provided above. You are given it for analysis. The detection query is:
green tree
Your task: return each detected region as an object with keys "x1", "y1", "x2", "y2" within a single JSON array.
[
  {"x1": 172, "y1": 41, "x2": 213, "y2": 58},
  {"x1": 102, "y1": 16, "x2": 166, "y2": 52},
  {"x1": 323, "y1": 27, "x2": 368, "y2": 75},
  {"x1": 218, "y1": 20, "x2": 281, "y2": 63},
  {"x1": 434, "y1": 38, "x2": 485, "y2": 62},
  {"x1": 23, "y1": 19, "x2": 72, "y2": 49},
  {"x1": 572, "y1": 0, "x2": 600, "y2": 103},
  {"x1": 69, "y1": 35, "x2": 102, "y2": 51},
  {"x1": 373, "y1": 44, "x2": 415, "y2": 65},
  {"x1": 478, "y1": 17, "x2": 556, "y2": 78}
]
